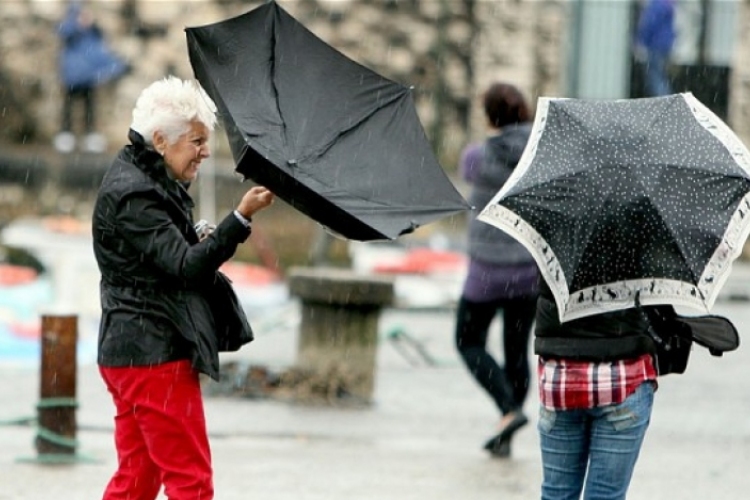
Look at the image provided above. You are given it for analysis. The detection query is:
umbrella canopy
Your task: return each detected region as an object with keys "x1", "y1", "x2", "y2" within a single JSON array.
[
  {"x1": 478, "y1": 93, "x2": 750, "y2": 322},
  {"x1": 185, "y1": 1, "x2": 469, "y2": 241}
]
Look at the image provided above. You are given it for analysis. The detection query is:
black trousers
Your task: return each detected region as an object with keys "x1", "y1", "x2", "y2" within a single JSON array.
[
  {"x1": 61, "y1": 85, "x2": 95, "y2": 134},
  {"x1": 455, "y1": 296, "x2": 537, "y2": 415}
]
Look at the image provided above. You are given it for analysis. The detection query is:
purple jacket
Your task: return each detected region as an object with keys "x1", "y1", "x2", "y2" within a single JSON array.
[{"x1": 460, "y1": 124, "x2": 539, "y2": 302}]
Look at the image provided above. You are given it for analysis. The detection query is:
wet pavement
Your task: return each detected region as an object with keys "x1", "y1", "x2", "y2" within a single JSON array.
[{"x1": 3, "y1": 267, "x2": 750, "y2": 499}]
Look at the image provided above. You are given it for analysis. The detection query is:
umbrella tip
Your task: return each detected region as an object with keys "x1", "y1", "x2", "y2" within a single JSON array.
[{"x1": 399, "y1": 221, "x2": 419, "y2": 236}]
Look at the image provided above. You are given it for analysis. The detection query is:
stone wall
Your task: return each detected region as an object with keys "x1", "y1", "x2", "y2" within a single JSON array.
[
  {"x1": 471, "y1": 0, "x2": 566, "y2": 140},
  {"x1": 3, "y1": 0, "x2": 745, "y2": 162},
  {"x1": 0, "y1": 0, "x2": 566, "y2": 167}
]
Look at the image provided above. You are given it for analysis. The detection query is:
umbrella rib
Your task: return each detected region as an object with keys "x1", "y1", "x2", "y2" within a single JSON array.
[
  {"x1": 644, "y1": 95, "x2": 749, "y2": 178},
  {"x1": 269, "y1": 15, "x2": 289, "y2": 148},
  {"x1": 633, "y1": 169, "x2": 699, "y2": 284},
  {"x1": 294, "y1": 90, "x2": 408, "y2": 165},
  {"x1": 643, "y1": 95, "x2": 677, "y2": 135},
  {"x1": 681, "y1": 92, "x2": 750, "y2": 179},
  {"x1": 292, "y1": 92, "x2": 444, "y2": 211}
]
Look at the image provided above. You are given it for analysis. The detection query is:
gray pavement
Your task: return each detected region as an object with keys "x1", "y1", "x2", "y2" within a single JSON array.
[{"x1": 3, "y1": 265, "x2": 750, "y2": 499}]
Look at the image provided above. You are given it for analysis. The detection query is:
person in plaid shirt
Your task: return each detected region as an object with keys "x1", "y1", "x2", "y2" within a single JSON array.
[{"x1": 534, "y1": 280, "x2": 659, "y2": 500}]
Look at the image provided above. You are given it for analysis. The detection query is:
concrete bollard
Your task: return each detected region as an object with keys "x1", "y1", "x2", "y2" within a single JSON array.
[
  {"x1": 287, "y1": 267, "x2": 394, "y2": 404},
  {"x1": 35, "y1": 314, "x2": 79, "y2": 462}
]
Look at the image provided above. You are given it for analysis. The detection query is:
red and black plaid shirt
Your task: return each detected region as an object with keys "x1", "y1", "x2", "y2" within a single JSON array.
[{"x1": 538, "y1": 354, "x2": 658, "y2": 410}]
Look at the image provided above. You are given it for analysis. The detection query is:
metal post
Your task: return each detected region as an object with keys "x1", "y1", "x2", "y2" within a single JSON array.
[{"x1": 33, "y1": 315, "x2": 79, "y2": 463}]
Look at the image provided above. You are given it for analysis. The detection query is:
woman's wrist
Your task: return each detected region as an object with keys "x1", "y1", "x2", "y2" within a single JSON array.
[{"x1": 233, "y1": 210, "x2": 252, "y2": 228}]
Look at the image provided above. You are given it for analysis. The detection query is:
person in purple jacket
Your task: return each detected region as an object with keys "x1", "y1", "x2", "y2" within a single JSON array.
[
  {"x1": 636, "y1": 0, "x2": 676, "y2": 97},
  {"x1": 454, "y1": 82, "x2": 539, "y2": 458}
]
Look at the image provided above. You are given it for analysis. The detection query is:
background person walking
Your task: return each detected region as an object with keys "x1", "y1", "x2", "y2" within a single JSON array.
[
  {"x1": 54, "y1": 1, "x2": 129, "y2": 153},
  {"x1": 635, "y1": 0, "x2": 676, "y2": 97},
  {"x1": 455, "y1": 82, "x2": 539, "y2": 458}
]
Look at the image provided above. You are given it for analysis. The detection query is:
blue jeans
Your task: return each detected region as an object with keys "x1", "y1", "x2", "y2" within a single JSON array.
[
  {"x1": 538, "y1": 381, "x2": 655, "y2": 500},
  {"x1": 643, "y1": 51, "x2": 672, "y2": 97}
]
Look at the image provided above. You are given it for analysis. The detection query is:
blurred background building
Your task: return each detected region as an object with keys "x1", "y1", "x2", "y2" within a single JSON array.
[
  {"x1": 0, "y1": 0, "x2": 744, "y2": 157},
  {"x1": 0, "y1": 0, "x2": 747, "y2": 266},
  {"x1": 0, "y1": 0, "x2": 747, "y2": 354}
]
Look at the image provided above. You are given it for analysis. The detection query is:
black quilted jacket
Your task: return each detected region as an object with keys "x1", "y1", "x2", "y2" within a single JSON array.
[{"x1": 92, "y1": 130, "x2": 253, "y2": 380}]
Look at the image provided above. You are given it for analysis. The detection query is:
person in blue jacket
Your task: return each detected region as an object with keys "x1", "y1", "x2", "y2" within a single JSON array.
[
  {"x1": 54, "y1": 2, "x2": 129, "y2": 153},
  {"x1": 636, "y1": 0, "x2": 676, "y2": 97}
]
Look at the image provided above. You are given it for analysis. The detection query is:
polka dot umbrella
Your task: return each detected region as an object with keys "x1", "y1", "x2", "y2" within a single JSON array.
[{"x1": 478, "y1": 93, "x2": 750, "y2": 322}]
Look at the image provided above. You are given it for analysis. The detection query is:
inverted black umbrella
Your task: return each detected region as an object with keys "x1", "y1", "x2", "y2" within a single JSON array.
[
  {"x1": 478, "y1": 93, "x2": 750, "y2": 322},
  {"x1": 185, "y1": 1, "x2": 469, "y2": 241}
]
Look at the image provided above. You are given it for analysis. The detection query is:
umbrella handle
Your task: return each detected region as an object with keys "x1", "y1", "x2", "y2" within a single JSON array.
[{"x1": 633, "y1": 291, "x2": 657, "y2": 339}]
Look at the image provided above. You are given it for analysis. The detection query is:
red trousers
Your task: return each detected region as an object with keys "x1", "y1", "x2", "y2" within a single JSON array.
[{"x1": 99, "y1": 360, "x2": 213, "y2": 500}]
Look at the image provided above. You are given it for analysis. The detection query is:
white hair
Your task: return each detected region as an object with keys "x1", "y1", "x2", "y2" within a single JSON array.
[{"x1": 130, "y1": 76, "x2": 218, "y2": 146}]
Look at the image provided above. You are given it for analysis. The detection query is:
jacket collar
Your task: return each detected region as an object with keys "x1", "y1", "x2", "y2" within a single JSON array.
[{"x1": 127, "y1": 129, "x2": 195, "y2": 210}]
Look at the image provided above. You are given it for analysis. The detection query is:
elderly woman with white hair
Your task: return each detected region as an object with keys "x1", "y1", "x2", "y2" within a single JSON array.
[{"x1": 92, "y1": 76, "x2": 274, "y2": 500}]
